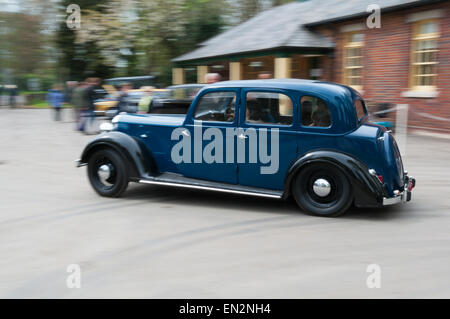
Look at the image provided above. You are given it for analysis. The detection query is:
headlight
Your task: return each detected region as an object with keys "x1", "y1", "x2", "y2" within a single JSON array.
[
  {"x1": 112, "y1": 115, "x2": 120, "y2": 124},
  {"x1": 99, "y1": 122, "x2": 115, "y2": 132}
]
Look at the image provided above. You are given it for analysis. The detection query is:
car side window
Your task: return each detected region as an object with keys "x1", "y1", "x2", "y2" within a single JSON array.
[
  {"x1": 194, "y1": 91, "x2": 236, "y2": 122},
  {"x1": 301, "y1": 96, "x2": 331, "y2": 127},
  {"x1": 245, "y1": 92, "x2": 293, "y2": 125},
  {"x1": 354, "y1": 99, "x2": 367, "y2": 122}
]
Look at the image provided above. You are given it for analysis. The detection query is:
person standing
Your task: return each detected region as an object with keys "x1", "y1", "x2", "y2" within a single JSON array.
[
  {"x1": 64, "y1": 81, "x2": 77, "y2": 104},
  {"x1": 9, "y1": 85, "x2": 18, "y2": 108},
  {"x1": 116, "y1": 83, "x2": 132, "y2": 115},
  {"x1": 205, "y1": 73, "x2": 221, "y2": 84},
  {"x1": 65, "y1": 81, "x2": 78, "y2": 120},
  {"x1": 258, "y1": 71, "x2": 272, "y2": 79},
  {"x1": 138, "y1": 86, "x2": 154, "y2": 113},
  {"x1": 71, "y1": 81, "x2": 87, "y2": 130},
  {"x1": 81, "y1": 78, "x2": 102, "y2": 134},
  {"x1": 46, "y1": 85, "x2": 65, "y2": 121}
]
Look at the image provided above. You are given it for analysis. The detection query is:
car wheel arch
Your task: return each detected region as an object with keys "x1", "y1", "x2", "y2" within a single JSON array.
[
  {"x1": 80, "y1": 133, "x2": 157, "y2": 179},
  {"x1": 81, "y1": 142, "x2": 140, "y2": 179},
  {"x1": 283, "y1": 150, "x2": 385, "y2": 207}
]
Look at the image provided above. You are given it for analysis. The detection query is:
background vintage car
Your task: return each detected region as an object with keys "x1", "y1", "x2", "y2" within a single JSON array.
[{"x1": 150, "y1": 84, "x2": 205, "y2": 114}]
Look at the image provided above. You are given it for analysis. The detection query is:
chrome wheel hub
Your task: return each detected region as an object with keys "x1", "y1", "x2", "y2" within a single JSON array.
[
  {"x1": 98, "y1": 164, "x2": 112, "y2": 185},
  {"x1": 313, "y1": 178, "x2": 331, "y2": 197}
]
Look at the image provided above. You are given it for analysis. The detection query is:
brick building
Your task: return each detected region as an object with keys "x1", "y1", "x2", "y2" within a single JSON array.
[{"x1": 173, "y1": 0, "x2": 449, "y2": 133}]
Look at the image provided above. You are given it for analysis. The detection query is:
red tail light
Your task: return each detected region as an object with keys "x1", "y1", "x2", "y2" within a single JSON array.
[{"x1": 377, "y1": 175, "x2": 383, "y2": 183}]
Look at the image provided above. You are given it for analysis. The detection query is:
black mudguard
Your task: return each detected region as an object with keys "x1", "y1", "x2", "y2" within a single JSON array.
[
  {"x1": 78, "y1": 131, "x2": 156, "y2": 179},
  {"x1": 284, "y1": 150, "x2": 386, "y2": 207}
]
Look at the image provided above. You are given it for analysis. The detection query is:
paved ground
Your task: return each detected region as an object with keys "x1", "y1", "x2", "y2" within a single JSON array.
[{"x1": 1, "y1": 108, "x2": 450, "y2": 298}]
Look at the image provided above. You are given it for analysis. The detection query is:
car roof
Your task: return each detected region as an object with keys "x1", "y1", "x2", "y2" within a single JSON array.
[
  {"x1": 106, "y1": 76, "x2": 155, "y2": 81},
  {"x1": 203, "y1": 79, "x2": 361, "y2": 133},
  {"x1": 206, "y1": 79, "x2": 358, "y2": 99},
  {"x1": 167, "y1": 84, "x2": 206, "y2": 89}
]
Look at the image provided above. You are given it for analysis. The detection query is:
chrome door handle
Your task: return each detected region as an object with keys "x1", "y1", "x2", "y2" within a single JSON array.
[
  {"x1": 182, "y1": 129, "x2": 190, "y2": 137},
  {"x1": 238, "y1": 133, "x2": 248, "y2": 140}
]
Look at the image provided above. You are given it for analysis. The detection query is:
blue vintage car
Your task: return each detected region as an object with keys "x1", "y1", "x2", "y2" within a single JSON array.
[{"x1": 77, "y1": 79, "x2": 415, "y2": 217}]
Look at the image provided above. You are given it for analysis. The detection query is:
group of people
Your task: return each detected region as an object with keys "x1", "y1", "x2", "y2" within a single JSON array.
[
  {"x1": 46, "y1": 78, "x2": 103, "y2": 133},
  {"x1": 44, "y1": 71, "x2": 273, "y2": 133}
]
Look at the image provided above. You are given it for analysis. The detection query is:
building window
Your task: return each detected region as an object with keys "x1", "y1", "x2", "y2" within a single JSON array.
[
  {"x1": 410, "y1": 20, "x2": 439, "y2": 91},
  {"x1": 343, "y1": 33, "x2": 364, "y2": 90}
]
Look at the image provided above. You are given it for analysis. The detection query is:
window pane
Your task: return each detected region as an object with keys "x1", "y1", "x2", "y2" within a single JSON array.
[
  {"x1": 351, "y1": 33, "x2": 364, "y2": 43},
  {"x1": 419, "y1": 22, "x2": 438, "y2": 34},
  {"x1": 194, "y1": 91, "x2": 236, "y2": 122},
  {"x1": 354, "y1": 99, "x2": 367, "y2": 121},
  {"x1": 418, "y1": 39, "x2": 437, "y2": 50},
  {"x1": 415, "y1": 49, "x2": 437, "y2": 63},
  {"x1": 301, "y1": 96, "x2": 331, "y2": 127},
  {"x1": 412, "y1": 32, "x2": 438, "y2": 88},
  {"x1": 350, "y1": 68, "x2": 362, "y2": 77},
  {"x1": 344, "y1": 36, "x2": 363, "y2": 87},
  {"x1": 246, "y1": 92, "x2": 293, "y2": 125}
]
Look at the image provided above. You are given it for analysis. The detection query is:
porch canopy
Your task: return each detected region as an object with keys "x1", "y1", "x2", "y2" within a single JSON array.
[{"x1": 172, "y1": 0, "x2": 428, "y2": 84}]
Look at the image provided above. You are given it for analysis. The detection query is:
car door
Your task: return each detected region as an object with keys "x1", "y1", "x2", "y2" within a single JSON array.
[
  {"x1": 237, "y1": 88, "x2": 299, "y2": 190},
  {"x1": 176, "y1": 88, "x2": 239, "y2": 184}
]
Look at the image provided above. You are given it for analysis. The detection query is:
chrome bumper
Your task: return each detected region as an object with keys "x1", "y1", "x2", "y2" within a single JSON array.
[
  {"x1": 383, "y1": 192, "x2": 405, "y2": 205},
  {"x1": 75, "y1": 159, "x2": 87, "y2": 168},
  {"x1": 383, "y1": 176, "x2": 416, "y2": 206}
]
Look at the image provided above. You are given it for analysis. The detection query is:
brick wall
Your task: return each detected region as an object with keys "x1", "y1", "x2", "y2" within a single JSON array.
[{"x1": 317, "y1": 1, "x2": 450, "y2": 133}]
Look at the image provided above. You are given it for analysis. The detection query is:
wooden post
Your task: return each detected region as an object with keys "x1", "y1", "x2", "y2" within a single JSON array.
[
  {"x1": 275, "y1": 57, "x2": 292, "y2": 115},
  {"x1": 274, "y1": 57, "x2": 292, "y2": 79},
  {"x1": 229, "y1": 62, "x2": 242, "y2": 81},
  {"x1": 172, "y1": 68, "x2": 185, "y2": 85},
  {"x1": 197, "y1": 66, "x2": 208, "y2": 84}
]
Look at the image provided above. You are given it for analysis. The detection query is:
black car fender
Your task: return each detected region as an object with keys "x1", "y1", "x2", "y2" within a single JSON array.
[
  {"x1": 283, "y1": 150, "x2": 386, "y2": 207},
  {"x1": 78, "y1": 131, "x2": 157, "y2": 179}
]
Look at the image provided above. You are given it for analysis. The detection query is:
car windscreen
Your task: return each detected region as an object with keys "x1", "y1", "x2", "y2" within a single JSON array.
[{"x1": 153, "y1": 91, "x2": 171, "y2": 99}]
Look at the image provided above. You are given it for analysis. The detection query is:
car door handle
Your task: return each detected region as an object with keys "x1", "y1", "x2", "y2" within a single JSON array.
[
  {"x1": 238, "y1": 133, "x2": 248, "y2": 140},
  {"x1": 182, "y1": 129, "x2": 190, "y2": 137}
]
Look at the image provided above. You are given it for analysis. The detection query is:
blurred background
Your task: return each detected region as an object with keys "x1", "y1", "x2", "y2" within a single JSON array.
[
  {"x1": 0, "y1": 0, "x2": 292, "y2": 95},
  {"x1": 1, "y1": 0, "x2": 448, "y2": 136}
]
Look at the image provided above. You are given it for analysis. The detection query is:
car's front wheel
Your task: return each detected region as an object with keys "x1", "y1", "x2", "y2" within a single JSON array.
[
  {"x1": 87, "y1": 148, "x2": 129, "y2": 197},
  {"x1": 292, "y1": 163, "x2": 353, "y2": 217}
]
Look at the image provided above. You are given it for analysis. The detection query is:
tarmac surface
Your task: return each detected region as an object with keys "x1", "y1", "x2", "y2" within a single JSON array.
[{"x1": 1, "y1": 108, "x2": 449, "y2": 298}]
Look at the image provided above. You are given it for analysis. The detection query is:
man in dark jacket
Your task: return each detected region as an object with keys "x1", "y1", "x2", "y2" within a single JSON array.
[
  {"x1": 116, "y1": 83, "x2": 132, "y2": 115},
  {"x1": 80, "y1": 78, "x2": 102, "y2": 134}
]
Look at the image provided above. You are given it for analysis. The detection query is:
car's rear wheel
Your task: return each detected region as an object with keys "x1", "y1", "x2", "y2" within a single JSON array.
[
  {"x1": 87, "y1": 148, "x2": 129, "y2": 197},
  {"x1": 292, "y1": 163, "x2": 353, "y2": 217}
]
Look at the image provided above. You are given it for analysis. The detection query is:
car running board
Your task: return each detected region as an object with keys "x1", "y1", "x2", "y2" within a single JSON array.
[{"x1": 138, "y1": 173, "x2": 283, "y2": 199}]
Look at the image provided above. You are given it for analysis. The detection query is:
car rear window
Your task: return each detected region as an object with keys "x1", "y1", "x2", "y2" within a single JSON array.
[
  {"x1": 301, "y1": 96, "x2": 331, "y2": 127},
  {"x1": 354, "y1": 99, "x2": 367, "y2": 122}
]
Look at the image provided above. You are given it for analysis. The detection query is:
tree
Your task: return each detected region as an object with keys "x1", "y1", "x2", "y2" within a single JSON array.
[
  {"x1": 228, "y1": 0, "x2": 296, "y2": 24},
  {"x1": 272, "y1": 0, "x2": 296, "y2": 6},
  {"x1": 0, "y1": 11, "x2": 47, "y2": 76},
  {"x1": 73, "y1": 0, "x2": 227, "y2": 85},
  {"x1": 55, "y1": 0, "x2": 114, "y2": 81},
  {"x1": 54, "y1": 0, "x2": 293, "y2": 84}
]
